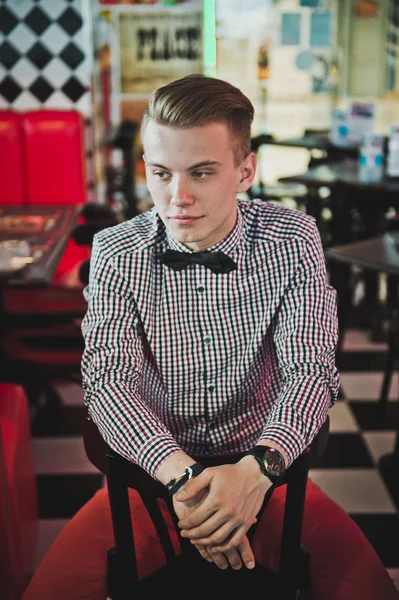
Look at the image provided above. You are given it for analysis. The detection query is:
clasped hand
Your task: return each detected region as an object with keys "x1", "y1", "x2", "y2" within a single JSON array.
[{"x1": 172, "y1": 459, "x2": 271, "y2": 571}]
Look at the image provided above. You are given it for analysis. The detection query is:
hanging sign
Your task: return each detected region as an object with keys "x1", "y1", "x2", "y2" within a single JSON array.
[{"x1": 119, "y1": 7, "x2": 203, "y2": 94}]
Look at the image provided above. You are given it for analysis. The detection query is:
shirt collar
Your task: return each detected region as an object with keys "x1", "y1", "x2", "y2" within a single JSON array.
[{"x1": 163, "y1": 205, "x2": 243, "y2": 255}]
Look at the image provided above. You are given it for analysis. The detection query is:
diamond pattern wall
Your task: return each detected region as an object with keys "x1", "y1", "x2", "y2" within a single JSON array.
[{"x1": 0, "y1": 0, "x2": 92, "y2": 116}]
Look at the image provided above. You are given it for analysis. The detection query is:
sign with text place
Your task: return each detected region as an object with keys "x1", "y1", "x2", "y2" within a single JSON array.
[{"x1": 119, "y1": 8, "x2": 203, "y2": 94}]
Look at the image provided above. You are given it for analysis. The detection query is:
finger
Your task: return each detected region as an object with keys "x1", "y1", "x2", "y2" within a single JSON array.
[
  {"x1": 184, "y1": 520, "x2": 234, "y2": 546},
  {"x1": 194, "y1": 544, "x2": 214, "y2": 563},
  {"x1": 213, "y1": 536, "x2": 255, "y2": 569},
  {"x1": 178, "y1": 504, "x2": 218, "y2": 532},
  {"x1": 237, "y1": 538, "x2": 256, "y2": 569},
  {"x1": 174, "y1": 473, "x2": 207, "y2": 502},
  {"x1": 194, "y1": 543, "x2": 228, "y2": 570},
  {"x1": 209, "y1": 525, "x2": 248, "y2": 554},
  {"x1": 180, "y1": 510, "x2": 256, "y2": 541},
  {"x1": 211, "y1": 545, "x2": 242, "y2": 570},
  {"x1": 207, "y1": 548, "x2": 229, "y2": 570}
]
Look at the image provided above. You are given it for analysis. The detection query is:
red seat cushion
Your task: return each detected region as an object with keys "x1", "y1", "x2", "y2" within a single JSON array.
[
  {"x1": 0, "y1": 426, "x2": 20, "y2": 599},
  {"x1": 0, "y1": 111, "x2": 26, "y2": 205},
  {"x1": 20, "y1": 480, "x2": 399, "y2": 600},
  {"x1": 0, "y1": 383, "x2": 38, "y2": 597}
]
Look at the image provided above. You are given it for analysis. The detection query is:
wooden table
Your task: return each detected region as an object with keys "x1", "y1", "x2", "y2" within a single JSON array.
[{"x1": 326, "y1": 233, "x2": 399, "y2": 476}]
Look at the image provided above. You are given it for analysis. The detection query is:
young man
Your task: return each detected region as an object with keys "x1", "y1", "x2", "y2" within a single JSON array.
[
  {"x1": 21, "y1": 75, "x2": 399, "y2": 600},
  {"x1": 80, "y1": 73, "x2": 339, "y2": 570}
]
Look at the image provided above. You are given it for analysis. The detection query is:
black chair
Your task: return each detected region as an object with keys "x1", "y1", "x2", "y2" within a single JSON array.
[
  {"x1": 83, "y1": 414, "x2": 330, "y2": 599},
  {"x1": 69, "y1": 211, "x2": 122, "y2": 288},
  {"x1": 248, "y1": 135, "x2": 308, "y2": 212}
]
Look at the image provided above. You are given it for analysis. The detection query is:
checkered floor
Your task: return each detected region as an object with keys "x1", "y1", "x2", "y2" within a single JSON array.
[{"x1": 29, "y1": 327, "x2": 399, "y2": 590}]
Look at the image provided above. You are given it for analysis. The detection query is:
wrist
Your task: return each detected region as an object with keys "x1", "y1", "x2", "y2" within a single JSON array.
[
  {"x1": 166, "y1": 462, "x2": 205, "y2": 496},
  {"x1": 239, "y1": 455, "x2": 273, "y2": 494},
  {"x1": 155, "y1": 451, "x2": 194, "y2": 486}
]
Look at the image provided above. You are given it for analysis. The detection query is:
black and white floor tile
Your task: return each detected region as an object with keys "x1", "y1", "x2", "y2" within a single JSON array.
[
  {"x1": 0, "y1": 0, "x2": 92, "y2": 116},
  {"x1": 30, "y1": 327, "x2": 399, "y2": 590}
]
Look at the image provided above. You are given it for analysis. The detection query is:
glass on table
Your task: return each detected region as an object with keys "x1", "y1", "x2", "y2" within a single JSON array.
[
  {"x1": 0, "y1": 240, "x2": 33, "y2": 271},
  {"x1": 0, "y1": 240, "x2": 31, "y2": 257},
  {"x1": 0, "y1": 247, "x2": 13, "y2": 270}
]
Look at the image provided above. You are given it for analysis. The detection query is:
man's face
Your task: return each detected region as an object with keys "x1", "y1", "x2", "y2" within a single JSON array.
[{"x1": 142, "y1": 120, "x2": 256, "y2": 251}]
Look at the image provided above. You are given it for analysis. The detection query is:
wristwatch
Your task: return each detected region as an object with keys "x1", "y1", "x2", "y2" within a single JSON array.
[{"x1": 246, "y1": 445, "x2": 286, "y2": 485}]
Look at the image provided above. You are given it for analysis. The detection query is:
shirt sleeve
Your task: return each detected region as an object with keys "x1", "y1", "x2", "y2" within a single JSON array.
[
  {"x1": 81, "y1": 234, "x2": 183, "y2": 478},
  {"x1": 259, "y1": 220, "x2": 340, "y2": 466}
]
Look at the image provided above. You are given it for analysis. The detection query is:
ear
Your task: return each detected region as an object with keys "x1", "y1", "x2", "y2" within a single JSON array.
[{"x1": 236, "y1": 152, "x2": 257, "y2": 193}]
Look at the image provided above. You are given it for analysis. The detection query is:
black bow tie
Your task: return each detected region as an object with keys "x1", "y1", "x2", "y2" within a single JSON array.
[{"x1": 160, "y1": 249, "x2": 237, "y2": 274}]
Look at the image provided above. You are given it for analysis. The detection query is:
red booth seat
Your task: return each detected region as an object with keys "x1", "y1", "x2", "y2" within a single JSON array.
[
  {"x1": 0, "y1": 109, "x2": 90, "y2": 314},
  {"x1": 0, "y1": 111, "x2": 26, "y2": 205},
  {"x1": 22, "y1": 110, "x2": 90, "y2": 286},
  {"x1": 0, "y1": 384, "x2": 38, "y2": 599},
  {"x1": 0, "y1": 426, "x2": 20, "y2": 600},
  {"x1": 21, "y1": 110, "x2": 87, "y2": 206}
]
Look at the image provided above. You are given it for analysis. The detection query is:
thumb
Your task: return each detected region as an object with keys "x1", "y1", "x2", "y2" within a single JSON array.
[{"x1": 174, "y1": 473, "x2": 206, "y2": 502}]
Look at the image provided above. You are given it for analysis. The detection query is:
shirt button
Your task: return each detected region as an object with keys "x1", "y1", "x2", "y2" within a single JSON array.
[
  {"x1": 204, "y1": 337, "x2": 211, "y2": 344},
  {"x1": 208, "y1": 385, "x2": 215, "y2": 392},
  {"x1": 209, "y1": 422, "x2": 217, "y2": 429},
  {"x1": 197, "y1": 286, "x2": 205, "y2": 293}
]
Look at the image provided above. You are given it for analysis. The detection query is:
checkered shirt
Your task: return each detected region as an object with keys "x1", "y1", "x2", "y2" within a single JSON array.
[{"x1": 81, "y1": 198, "x2": 340, "y2": 478}]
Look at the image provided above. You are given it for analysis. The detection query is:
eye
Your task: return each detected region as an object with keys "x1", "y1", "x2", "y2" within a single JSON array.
[
  {"x1": 153, "y1": 171, "x2": 169, "y2": 180},
  {"x1": 192, "y1": 171, "x2": 208, "y2": 179}
]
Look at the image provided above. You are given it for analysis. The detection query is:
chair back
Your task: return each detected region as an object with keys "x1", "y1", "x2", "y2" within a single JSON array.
[
  {"x1": 84, "y1": 416, "x2": 167, "y2": 498},
  {"x1": 84, "y1": 412, "x2": 329, "y2": 498},
  {"x1": 83, "y1": 414, "x2": 329, "y2": 539},
  {"x1": 83, "y1": 414, "x2": 329, "y2": 598}
]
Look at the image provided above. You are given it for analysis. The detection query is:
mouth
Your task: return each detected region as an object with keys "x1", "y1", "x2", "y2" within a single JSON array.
[{"x1": 171, "y1": 216, "x2": 202, "y2": 225}]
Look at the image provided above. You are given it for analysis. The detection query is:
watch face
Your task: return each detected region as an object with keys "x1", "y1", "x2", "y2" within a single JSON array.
[{"x1": 263, "y1": 448, "x2": 285, "y2": 476}]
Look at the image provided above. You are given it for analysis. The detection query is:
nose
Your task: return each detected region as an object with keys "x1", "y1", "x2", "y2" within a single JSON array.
[{"x1": 171, "y1": 176, "x2": 194, "y2": 206}]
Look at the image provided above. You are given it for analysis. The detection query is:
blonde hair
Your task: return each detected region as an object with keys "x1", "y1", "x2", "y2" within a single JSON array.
[{"x1": 141, "y1": 74, "x2": 254, "y2": 165}]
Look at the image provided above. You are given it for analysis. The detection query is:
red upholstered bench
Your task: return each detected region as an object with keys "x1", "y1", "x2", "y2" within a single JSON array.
[
  {"x1": 21, "y1": 109, "x2": 87, "y2": 207},
  {"x1": 21, "y1": 108, "x2": 90, "y2": 285},
  {"x1": 0, "y1": 110, "x2": 26, "y2": 206},
  {"x1": 0, "y1": 425, "x2": 20, "y2": 599},
  {"x1": 21, "y1": 479, "x2": 399, "y2": 600},
  {"x1": 0, "y1": 383, "x2": 38, "y2": 599},
  {"x1": 1, "y1": 109, "x2": 90, "y2": 318}
]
